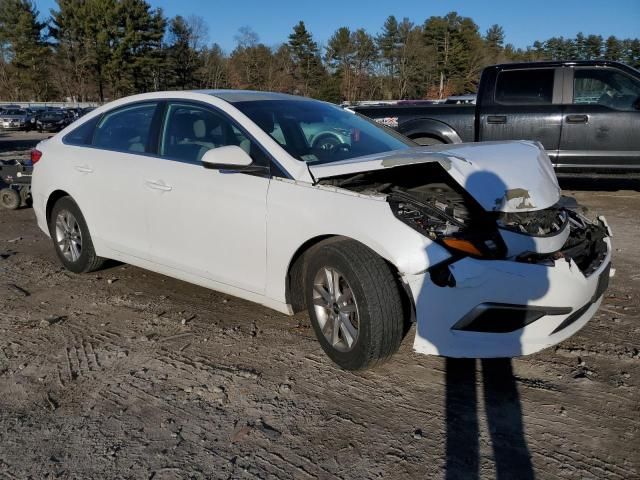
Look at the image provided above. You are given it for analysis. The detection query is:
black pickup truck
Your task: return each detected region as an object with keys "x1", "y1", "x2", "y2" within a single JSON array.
[{"x1": 354, "y1": 61, "x2": 640, "y2": 173}]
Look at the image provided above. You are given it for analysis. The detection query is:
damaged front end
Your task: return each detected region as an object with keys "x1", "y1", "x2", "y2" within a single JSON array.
[
  {"x1": 318, "y1": 160, "x2": 604, "y2": 266},
  {"x1": 314, "y1": 142, "x2": 612, "y2": 357}
]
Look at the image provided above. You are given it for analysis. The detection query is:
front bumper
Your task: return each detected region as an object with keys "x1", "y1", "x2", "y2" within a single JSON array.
[
  {"x1": 406, "y1": 235, "x2": 612, "y2": 358},
  {"x1": 1, "y1": 123, "x2": 25, "y2": 130}
]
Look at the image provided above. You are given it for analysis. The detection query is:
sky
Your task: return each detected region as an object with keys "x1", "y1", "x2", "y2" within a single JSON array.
[{"x1": 34, "y1": 0, "x2": 640, "y2": 52}]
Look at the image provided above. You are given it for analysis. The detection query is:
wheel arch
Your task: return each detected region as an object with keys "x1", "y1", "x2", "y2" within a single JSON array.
[
  {"x1": 46, "y1": 189, "x2": 73, "y2": 224},
  {"x1": 399, "y1": 118, "x2": 462, "y2": 144},
  {"x1": 284, "y1": 234, "x2": 414, "y2": 326}
]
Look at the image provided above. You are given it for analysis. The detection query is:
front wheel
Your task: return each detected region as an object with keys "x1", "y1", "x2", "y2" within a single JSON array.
[
  {"x1": 304, "y1": 239, "x2": 406, "y2": 370},
  {"x1": 48, "y1": 196, "x2": 105, "y2": 273}
]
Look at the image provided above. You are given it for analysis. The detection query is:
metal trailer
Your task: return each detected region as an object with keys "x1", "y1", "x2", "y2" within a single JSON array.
[{"x1": 0, "y1": 160, "x2": 33, "y2": 210}]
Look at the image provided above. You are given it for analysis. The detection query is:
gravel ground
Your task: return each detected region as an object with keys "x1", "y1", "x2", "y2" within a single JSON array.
[{"x1": 0, "y1": 131, "x2": 639, "y2": 479}]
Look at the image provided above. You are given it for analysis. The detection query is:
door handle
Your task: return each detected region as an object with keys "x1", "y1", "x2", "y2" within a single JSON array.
[
  {"x1": 145, "y1": 180, "x2": 172, "y2": 192},
  {"x1": 487, "y1": 115, "x2": 507, "y2": 124},
  {"x1": 566, "y1": 114, "x2": 588, "y2": 124},
  {"x1": 74, "y1": 165, "x2": 93, "y2": 173}
]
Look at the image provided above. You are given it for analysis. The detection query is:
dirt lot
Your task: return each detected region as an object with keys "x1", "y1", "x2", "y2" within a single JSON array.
[{"x1": 0, "y1": 131, "x2": 639, "y2": 479}]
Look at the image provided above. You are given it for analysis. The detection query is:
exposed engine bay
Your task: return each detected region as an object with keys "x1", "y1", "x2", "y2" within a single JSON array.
[{"x1": 318, "y1": 162, "x2": 609, "y2": 273}]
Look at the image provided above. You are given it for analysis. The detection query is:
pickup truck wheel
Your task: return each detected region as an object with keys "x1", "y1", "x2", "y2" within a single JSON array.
[
  {"x1": 0, "y1": 188, "x2": 20, "y2": 210},
  {"x1": 413, "y1": 136, "x2": 444, "y2": 146},
  {"x1": 304, "y1": 239, "x2": 405, "y2": 370},
  {"x1": 48, "y1": 197, "x2": 105, "y2": 273}
]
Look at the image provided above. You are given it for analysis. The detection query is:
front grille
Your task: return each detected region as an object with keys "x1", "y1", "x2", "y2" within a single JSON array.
[{"x1": 517, "y1": 213, "x2": 608, "y2": 277}]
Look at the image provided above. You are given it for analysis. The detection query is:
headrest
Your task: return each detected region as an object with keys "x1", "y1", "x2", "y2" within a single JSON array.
[{"x1": 193, "y1": 119, "x2": 206, "y2": 138}]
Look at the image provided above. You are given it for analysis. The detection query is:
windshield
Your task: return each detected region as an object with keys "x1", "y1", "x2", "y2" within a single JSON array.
[
  {"x1": 4, "y1": 109, "x2": 24, "y2": 116},
  {"x1": 232, "y1": 99, "x2": 413, "y2": 164}
]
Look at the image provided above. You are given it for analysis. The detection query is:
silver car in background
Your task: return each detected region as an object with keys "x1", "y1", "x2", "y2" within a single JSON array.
[{"x1": 0, "y1": 109, "x2": 30, "y2": 130}]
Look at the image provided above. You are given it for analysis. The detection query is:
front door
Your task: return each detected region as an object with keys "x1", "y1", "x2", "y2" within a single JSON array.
[
  {"x1": 146, "y1": 101, "x2": 270, "y2": 294},
  {"x1": 558, "y1": 67, "x2": 640, "y2": 170}
]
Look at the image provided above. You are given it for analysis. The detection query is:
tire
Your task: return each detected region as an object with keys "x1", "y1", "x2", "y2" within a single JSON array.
[
  {"x1": 413, "y1": 136, "x2": 444, "y2": 146},
  {"x1": 304, "y1": 238, "x2": 405, "y2": 370},
  {"x1": 0, "y1": 188, "x2": 20, "y2": 210},
  {"x1": 19, "y1": 186, "x2": 31, "y2": 207},
  {"x1": 48, "y1": 196, "x2": 105, "y2": 273}
]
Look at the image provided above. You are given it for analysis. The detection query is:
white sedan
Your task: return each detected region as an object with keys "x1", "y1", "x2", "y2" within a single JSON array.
[{"x1": 30, "y1": 91, "x2": 613, "y2": 369}]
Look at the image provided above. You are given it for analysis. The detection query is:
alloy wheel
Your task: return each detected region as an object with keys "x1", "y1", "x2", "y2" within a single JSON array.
[
  {"x1": 312, "y1": 267, "x2": 359, "y2": 352},
  {"x1": 55, "y1": 209, "x2": 82, "y2": 262}
]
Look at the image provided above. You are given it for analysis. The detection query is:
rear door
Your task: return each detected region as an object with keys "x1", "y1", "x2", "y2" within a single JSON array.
[
  {"x1": 558, "y1": 66, "x2": 640, "y2": 170},
  {"x1": 67, "y1": 102, "x2": 161, "y2": 258},
  {"x1": 478, "y1": 67, "x2": 564, "y2": 163}
]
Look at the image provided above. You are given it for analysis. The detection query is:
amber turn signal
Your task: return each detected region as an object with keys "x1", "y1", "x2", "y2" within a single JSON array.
[{"x1": 441, "y1": 237, "x2": 484, "y2": 257}]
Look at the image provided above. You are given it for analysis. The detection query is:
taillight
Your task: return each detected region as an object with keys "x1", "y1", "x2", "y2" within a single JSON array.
[{"x1": 31, "y1": 149, "x2": 42, "y2": 165}]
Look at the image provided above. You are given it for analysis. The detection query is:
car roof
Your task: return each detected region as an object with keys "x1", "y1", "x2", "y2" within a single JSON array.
[
  {"x1": 196, "y1": 89, "x2": 314, "y2": 103},
  {"x1": 491, "y1": 60, "x2": 638, "y2": 73}
]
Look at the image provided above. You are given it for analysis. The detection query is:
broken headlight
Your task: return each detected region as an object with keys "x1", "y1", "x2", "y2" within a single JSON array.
[
  {"x1": 389, "y1": 186, "x2": 505, "y2": 258},
  {"x1": 497, "y1": 208, "x2": 568, "y2": 236}
]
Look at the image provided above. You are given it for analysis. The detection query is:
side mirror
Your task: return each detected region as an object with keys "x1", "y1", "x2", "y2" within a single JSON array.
[{"x1": 201, "y1": 145, "x2": 260, "y2": 171}]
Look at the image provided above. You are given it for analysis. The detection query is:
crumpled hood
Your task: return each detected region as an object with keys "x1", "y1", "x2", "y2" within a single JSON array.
[{"x1": 309, "y1": 140, "x2": 561, "y2": 213}]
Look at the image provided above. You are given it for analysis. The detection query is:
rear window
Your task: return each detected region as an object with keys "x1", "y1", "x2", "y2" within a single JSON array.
[{"x1": 495, "y1": 69, "x2": 555, "y2": 105}]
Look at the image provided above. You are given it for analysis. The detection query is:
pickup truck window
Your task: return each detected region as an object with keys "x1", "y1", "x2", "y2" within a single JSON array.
[
  {"x1": 495, "y1": 69, "x2": 554, "y2": 105},
  {"x1": 573, "y1": 69, "x2": 640, "y2": 111}
]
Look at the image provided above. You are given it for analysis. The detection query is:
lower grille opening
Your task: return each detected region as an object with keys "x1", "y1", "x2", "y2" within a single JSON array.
[{"x1": 453, "y1": 303, "x2": 572, "y2": 333}]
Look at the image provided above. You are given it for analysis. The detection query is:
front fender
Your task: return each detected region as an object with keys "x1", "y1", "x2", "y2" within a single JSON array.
[{"x1": 264, "y1": 178, "x2": 452, "y2": 304}]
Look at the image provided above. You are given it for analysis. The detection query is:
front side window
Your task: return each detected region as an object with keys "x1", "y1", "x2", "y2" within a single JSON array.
[
  {"x1": 160, "y1": 102, "x2": 263, "y2": 165},
  {"x1": 92, "y1": 103, "x2": 157, "y2": 153},
  {"x1": 495, "y1": 69, "x2": 555, "y2": 105},
  {"x1": 232, "y1": 100, "x2": 413, "y2": 164},
  {"x1": 573, "y1": 69, "x2": 640, "y2": 111}
]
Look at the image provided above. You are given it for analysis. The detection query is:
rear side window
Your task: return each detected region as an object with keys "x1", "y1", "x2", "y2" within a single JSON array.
[
  {"x1": 63, "y1": 115, "x2": 100, "y2": 146},
  {"x1": 495, "y1": 69, "x2": 555, "y2": 105},
  {"x1": 93, "y1": 103, "x2": 158, "y2": 153}
]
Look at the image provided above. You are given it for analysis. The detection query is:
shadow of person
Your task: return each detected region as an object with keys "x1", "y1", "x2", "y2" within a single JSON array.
[
  {"x1": 413, "y1": 169, "x2": 550, "y2": 479},
  {"x1": 445, "y1": 358, "x2": 534, "y2": 480}
]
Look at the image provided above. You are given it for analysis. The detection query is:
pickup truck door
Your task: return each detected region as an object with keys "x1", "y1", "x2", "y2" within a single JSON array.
[
  {"x1": 558, "y1": 66, "x2": 640, "y2": 170},
  {"x1": 478, "y1": 67, "x2": 564, "y2": 163}
]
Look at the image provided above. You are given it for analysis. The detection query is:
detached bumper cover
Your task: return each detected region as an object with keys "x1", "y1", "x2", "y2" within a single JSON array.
[{"x1": 406, "y1": 236, "x2": 612, "y2": 358}]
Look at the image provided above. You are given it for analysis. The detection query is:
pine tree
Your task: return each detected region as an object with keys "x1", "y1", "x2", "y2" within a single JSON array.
[
  {"x1": 287, "y1": 21, "x2": 324, "y2": 97},
  {"x1": 0, "y1": 0, "x2": 52, "y2": 100},
  {"x1": 167, "y1": 16, "x2": 200, "y2": 90}
]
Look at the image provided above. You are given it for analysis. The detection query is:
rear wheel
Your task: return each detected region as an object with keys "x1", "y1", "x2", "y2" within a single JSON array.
[
  {"x1": 413, "y1": 136, "x2": 444, "y2": 146},
  {"x1": 48, "y1": 196, "x2": 105, "y2": 273},
  {"x1": 304, "y1": 239, "x2": 405, "y2": 370},
  {"x1": 0, "y1": 188, "x2": 20, "y2": 210}
]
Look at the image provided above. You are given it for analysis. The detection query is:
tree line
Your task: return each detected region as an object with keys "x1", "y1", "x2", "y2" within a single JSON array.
[{"x1": 1, "y1": 0, "x2": 638, "y2": 103}]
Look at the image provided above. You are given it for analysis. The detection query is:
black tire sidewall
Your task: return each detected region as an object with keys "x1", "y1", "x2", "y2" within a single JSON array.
[
  {"x1": 304, "y1": 246, "x2": 375, "y2": 370},
  {"x1": 48, "y1": 197, "x2": 97, "y2": 273}
]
